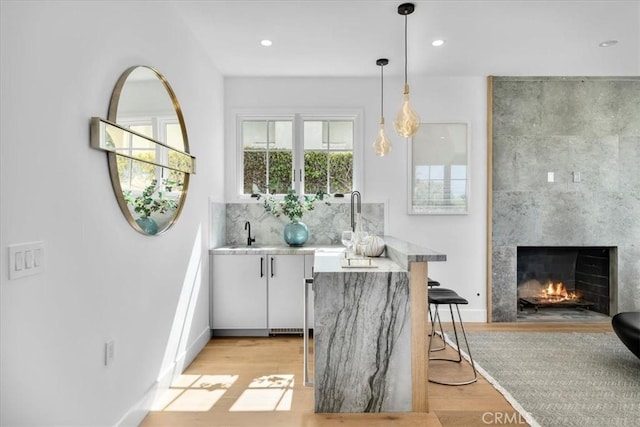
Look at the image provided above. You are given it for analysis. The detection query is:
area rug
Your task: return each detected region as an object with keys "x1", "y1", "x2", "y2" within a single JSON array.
[{"x1": 455, "y1": 332, "x2": 640, "y2": 427}]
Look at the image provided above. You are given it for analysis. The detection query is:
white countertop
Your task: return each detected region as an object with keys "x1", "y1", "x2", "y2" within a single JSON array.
[
  {"x1": 313, "y1": 250, "x2": 404, "y2": 273},
  {"x1": 210, "y1": 244, "x2": 343, "y2": 255},
  {"x1": 210, "y1": 236, "x2": 446, "y2": 271}
]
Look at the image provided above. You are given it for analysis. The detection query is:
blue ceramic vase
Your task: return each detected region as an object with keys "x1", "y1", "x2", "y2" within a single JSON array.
[
  {"x1": 136, "y1": 217, "x2": 158, "y2": 235},
  {"x1": 283, "y1": 220, "x2": 309, "y2": 247}
]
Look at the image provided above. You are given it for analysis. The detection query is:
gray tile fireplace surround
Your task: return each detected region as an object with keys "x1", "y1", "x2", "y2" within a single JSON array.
[{"x1": 491, "y1": 76, "x2": 640, "y2": 322}]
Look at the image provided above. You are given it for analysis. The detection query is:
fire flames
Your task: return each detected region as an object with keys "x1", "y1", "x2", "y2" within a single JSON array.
[
  {"x1": 540, "y1": 281, "x2": 581, "y2": 302},
  {"x1": 517, "y1": 279, "x2": 584, "y2": 303}
]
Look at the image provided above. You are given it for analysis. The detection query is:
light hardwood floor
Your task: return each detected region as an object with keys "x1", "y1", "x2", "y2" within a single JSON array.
[{"x1": 141, "y1": 322, "x2": 611, "y2": 427}]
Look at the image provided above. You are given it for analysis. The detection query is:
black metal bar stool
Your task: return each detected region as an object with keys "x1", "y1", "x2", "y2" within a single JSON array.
[
  {"x1": 427, "y1": 285, "x2": 478, "y2": 386},
  {"x1": 427, "y1": 279, "x2": 454, "y2": 351}
]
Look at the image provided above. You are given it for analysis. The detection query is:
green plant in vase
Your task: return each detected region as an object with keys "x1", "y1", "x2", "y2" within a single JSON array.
[
  {"x1": 257, "y1": 186, "x2": 330, "y2": 246},
  {"x1": 123, "y1": 178, "x2": 182, "y2": 235}
]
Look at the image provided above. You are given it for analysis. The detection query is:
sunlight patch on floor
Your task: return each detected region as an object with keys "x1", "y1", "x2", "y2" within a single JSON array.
[
  {"x1": 152, "y1": 374, "x2": 238, "y2": 412},
  {"x1": 194, "y1": 374, "x2": 239, "y2": 390},
  {"x1": 248, "y1": 374, "x2": 294, "y2": 388},
  {"x1": 230, "y1": 374, "x2": 295, "y2": 411},
  {"x1": 171, "y1": 374, "x2": 200, "y2": 388},
  {"x1": 151, "y1": 373, "x2": 297, "y2": 412}
]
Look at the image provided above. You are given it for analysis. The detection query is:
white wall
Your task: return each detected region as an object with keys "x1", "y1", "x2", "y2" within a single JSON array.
[
  {"x1": 0, "y1": 2, "x2": 224, "y2": 426},
  {"x1": 225, "y1": 76, "x2": 488, "y2": 321}
]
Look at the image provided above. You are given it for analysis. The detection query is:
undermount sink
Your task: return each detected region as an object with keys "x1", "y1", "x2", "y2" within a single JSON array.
[
  {"x1": 315, "y1": 247, "x2": 346, "y2": 254},
  {"x1": 222, "y1": 244, "x2": 263, "y2": 249},
  {"x1": 315, "y1": 248, "x2": 347, "y2": 259}
]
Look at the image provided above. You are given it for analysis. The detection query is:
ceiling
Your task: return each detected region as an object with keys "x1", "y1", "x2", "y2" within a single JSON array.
[{"x1": 174, "y1": 0, "x2": 640, "y2": 78}]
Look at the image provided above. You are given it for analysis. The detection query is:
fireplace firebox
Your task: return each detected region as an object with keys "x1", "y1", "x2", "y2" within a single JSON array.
[{"x1": 516, "y1": 247, "x2": 615, "y2": 317}]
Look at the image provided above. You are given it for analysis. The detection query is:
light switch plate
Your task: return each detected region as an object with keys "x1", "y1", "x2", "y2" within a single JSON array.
[
  {"x1": 105, "y1": 340, "x2": 115, "y2": 366},
  {"x1": 8, "y1": 241, "x2": 45, "y2": 280}
]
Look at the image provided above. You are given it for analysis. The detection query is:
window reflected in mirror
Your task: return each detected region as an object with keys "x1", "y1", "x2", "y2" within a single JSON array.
[{"x1": 409, "y1": 123, "x2": 469, "y2": 214}]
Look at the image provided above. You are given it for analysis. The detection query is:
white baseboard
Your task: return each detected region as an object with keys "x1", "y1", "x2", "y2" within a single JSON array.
[{"x1": 116, "y1": 327, "x2": 211, "y2": 427}]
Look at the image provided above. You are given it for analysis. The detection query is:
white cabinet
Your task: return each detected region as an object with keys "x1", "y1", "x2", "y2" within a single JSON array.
[
  {"x1": 267, "y1": 255, "x2": 305, "y2": 329},
  {"x1": 211, "y1": 252, "x2": 312, "y2": 334},
  {"x1": 212, "y1": 254, "x2": 267, "y2": 330}
]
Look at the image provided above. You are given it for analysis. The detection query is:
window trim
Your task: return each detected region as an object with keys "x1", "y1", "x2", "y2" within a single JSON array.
[{"x1": 232, "y1": 108, "x2": 363, "y2": 201}]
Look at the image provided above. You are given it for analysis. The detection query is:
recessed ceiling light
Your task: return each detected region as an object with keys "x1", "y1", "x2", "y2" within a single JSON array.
[
  {"x1": 599, "y1": 40, "x2": 618, "y2": 47},
  {"x1": 432, "y1": 39, "x2": 445, "y2": 47},
  {"x1": 260, "y1": 39, "x2": 273, "y2": 47}
]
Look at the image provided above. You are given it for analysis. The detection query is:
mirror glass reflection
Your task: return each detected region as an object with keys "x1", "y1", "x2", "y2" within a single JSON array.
[
  {"x1": 106, "y1": 66, "x2": 193, "y2": 235},
  {"x1": 408, "y1": 123, "x2": 469, "y2": 214}
]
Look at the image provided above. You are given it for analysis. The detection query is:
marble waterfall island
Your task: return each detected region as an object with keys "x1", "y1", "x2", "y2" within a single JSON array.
[{"x1": 312, "y1": 237, "x2": 446, "y2": 413}]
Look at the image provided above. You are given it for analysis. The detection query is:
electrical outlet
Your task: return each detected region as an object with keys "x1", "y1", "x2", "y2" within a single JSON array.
[
  {"x1": 573, "y1": 171, "x2": 581, "y2": 182},
  {"x1": 105, "y1": 340, "x2": 115, "y2": 366}
]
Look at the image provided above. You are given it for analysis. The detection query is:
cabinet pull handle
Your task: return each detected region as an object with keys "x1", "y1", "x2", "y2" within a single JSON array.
[
  {"x1": 270, "y1": 257, "x2": 275, "y2": 278},
  {"x1": 260, "y1": 257, "x2": 264, "y2": 278}
]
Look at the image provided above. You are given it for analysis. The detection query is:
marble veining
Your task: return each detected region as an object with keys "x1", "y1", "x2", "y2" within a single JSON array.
[
  {"x1": 311, "y1": 238, "x2": 446, "y2": 413},
  {"x1": 225, "y1": 202, "x2": 384, "y2": 246},
  {"x1": 209, "y1": 202, "x2": 226, "y2": 248},
  {"x1": 314, "y1": 270, "x2": 411, "y2": 412}
]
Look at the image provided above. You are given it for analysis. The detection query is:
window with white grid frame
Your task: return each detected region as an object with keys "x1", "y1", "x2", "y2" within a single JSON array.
[
  {"x1": 238, "y1": 112, "x2": 360, "y2": 196},
  {"x1": 303, "y1": 120, "x2": 353, "y2": 195}
]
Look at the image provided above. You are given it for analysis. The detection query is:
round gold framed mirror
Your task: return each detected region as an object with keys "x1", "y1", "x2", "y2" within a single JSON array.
[{"x1": 103, "y1": 66, "x2": 194, "y2": 235}]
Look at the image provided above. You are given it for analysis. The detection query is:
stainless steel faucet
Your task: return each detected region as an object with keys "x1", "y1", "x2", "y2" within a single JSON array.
[
  {"x1": 350, "y1": 191, "x2": 361, "y2": 232},
  {"x1": 244, "y1": 221, "x2": 256, "y2": 246}
]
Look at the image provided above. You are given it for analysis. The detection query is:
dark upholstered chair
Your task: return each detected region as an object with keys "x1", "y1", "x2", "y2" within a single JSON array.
[{"x1": 612, "y1": 312, "x2": 640, "y2": 359}]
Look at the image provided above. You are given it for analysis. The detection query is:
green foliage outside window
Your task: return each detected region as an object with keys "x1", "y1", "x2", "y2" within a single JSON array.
[
  {"x1": 244, "y1": 150, "x2": 292, "y2": 194},
  {"x1": 268, "y1": 151, "x2": 293, "y2": 194},
  {"x1": 244, "y1": 150, "x2": 352, "y2": 194},
  {"x1": 328, "y1": 152, "x2": 352, "y2": 194}
]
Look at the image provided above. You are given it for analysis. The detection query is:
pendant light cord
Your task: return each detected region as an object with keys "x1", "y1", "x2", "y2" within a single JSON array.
[
  {"x1": 403, "y1": 13, "x2": 408, "y2": 85},
  {"x1": 380, "y1": 63, "x2": 384, "y2": 119}
]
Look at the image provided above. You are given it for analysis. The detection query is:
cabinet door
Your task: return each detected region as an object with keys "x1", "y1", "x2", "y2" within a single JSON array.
[
  {"x1": 267, "y1": 255, "x2": 305, "y2": 329},
  {"x1": 212, "y1": 254, "x2": 267, "y2": 329}
]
